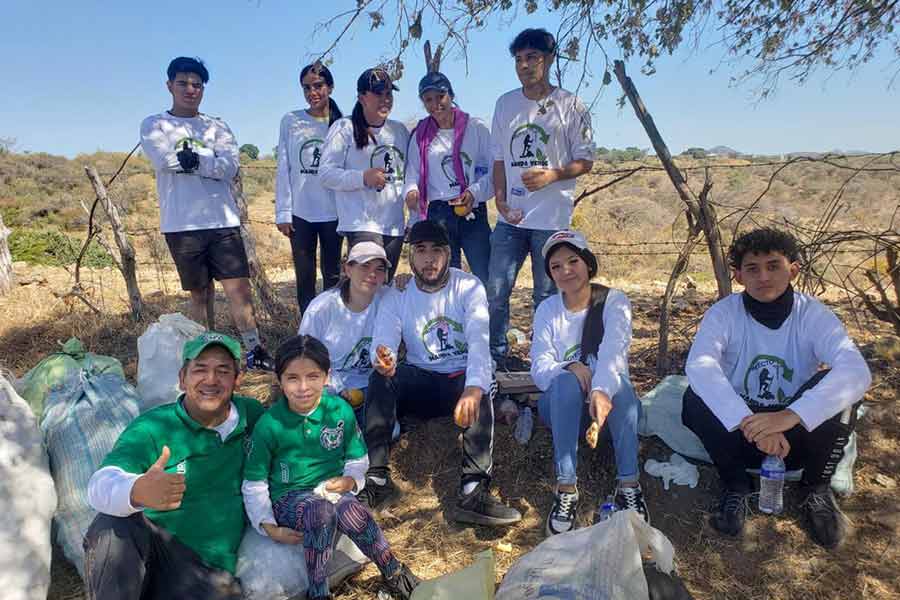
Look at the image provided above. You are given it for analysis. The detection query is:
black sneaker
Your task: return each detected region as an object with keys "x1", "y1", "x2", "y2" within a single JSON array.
[
  {"x1": 358, "y1": 476, "x2": 400, "y2": 512},
  {"x1": 382, "y1": 563, "x2": 421, "y2": 599},
  {"x1": 801, "y1": 484, "x2": 849, "y2": 548},
  {"x1": 614, "y1": 485, "x2": 650, "y2": 523},
  {"x1": 546, "y1": 488, "x2": 579, "y2": 536},
  {"x1": 245, "y1": 345, "x2": 275, "y2": 372},
  {"x1": 710, "y1": 488, "x2": 749, "y2": 536},
  {"x1": 454, "y1": 480, "x2": 522, "y2": 526}
]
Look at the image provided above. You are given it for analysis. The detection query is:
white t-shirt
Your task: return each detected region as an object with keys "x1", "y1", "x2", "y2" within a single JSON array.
[
  {"x1": 275, "y1": 110, "x2": 336, "y2": 223},
  {"x1": 530, "y1": 289, "x2": 632, "y2": 398},
  {"x1": 319, "y1": 117, "x2": 410, "y2": 236},
  {"x1": 686, "y1": 292, "x2": 871, "y2": 432},
  {"x1": 298, "y1": 287, "x2": 384, "y2": 393},
  {"x1": 371, "y1": 268, "x2": 492, "y2": 392},
  {"x1": 140, "y1": 112, "x2": 241, "y2": 233},
  {"x1": 402, "y1": 117, "x2": 494, "y2": 207},
  {"x1": 491, "y1": 87, "x2": 595, "y2": 230}
]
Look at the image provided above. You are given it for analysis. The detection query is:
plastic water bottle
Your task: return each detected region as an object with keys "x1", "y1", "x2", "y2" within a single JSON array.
[
  {"x1": 513, "y1": 406, "x2": 533, "y2": 445},
  {"x1": 595, "y1": 496, "x2": 617, "y2": 522},
  {"x1": 759, "y1": 455, "x2": 785, "y2": 515}
]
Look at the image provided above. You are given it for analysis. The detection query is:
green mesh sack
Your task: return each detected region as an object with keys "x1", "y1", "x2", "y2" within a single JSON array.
[{"x1": 18, "y1": 337, "x2": 124, "y2": 418}]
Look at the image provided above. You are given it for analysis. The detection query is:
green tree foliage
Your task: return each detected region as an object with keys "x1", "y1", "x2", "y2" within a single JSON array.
[
  {"x1": 239, "y1": 144, "x2": 260, "y2": 160},
  {"x1": 683, "y1": 147, "x2": 707, "y2": 159},
  {"x1": 319, "y1": 1, "x2": 900, "y2": 96}
]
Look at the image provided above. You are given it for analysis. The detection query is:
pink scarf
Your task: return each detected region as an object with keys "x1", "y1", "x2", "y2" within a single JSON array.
[{"x1": 415, "y1": 107, "x2": 469, "y2": 219}]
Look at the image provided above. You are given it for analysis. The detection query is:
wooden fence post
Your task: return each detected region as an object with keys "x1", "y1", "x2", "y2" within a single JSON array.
[{"x1": 84, "y1": 166, "x2": 143, "y2": 320}]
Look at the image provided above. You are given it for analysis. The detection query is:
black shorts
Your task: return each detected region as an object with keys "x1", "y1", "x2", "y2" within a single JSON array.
[{"x1": 164, "y1": 227, "x2": 250, "y2": 291}]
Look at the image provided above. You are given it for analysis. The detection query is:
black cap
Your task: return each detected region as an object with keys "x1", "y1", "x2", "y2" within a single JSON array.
[
  {"x1": 418, "y1": 71, "x2": 454, "y2": 97},
  {"x1": 408, "y1": 220, "x2": 450, "y2": 247},
  {"x1": 357, "y1": 68, "x2": 399, "y2": 94}
]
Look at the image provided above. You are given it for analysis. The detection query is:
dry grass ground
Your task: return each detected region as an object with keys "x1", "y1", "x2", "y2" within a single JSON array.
[{"x1": 2, "y1": 152, "x2": 898, "y2": 599}]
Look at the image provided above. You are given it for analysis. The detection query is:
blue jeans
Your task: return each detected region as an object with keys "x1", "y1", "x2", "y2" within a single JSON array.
[
  {"x1": 426, "y1": 201, "x2": 492, "y2": 284},
  {"x1": 487, "y1": 222, "x2": 557, "y2": 358},
  {"x1": 537, "y1": 371, "x2": 641, "y2": 485}
]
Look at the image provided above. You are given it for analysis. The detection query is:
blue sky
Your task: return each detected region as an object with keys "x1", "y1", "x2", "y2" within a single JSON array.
[{"x1": 2, "y1": 1, "x2": 898, "y2": 157}]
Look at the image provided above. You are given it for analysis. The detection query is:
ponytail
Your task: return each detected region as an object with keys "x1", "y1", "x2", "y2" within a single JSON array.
[
  {"x1": 351, "y1": 102, "x2": 371, "y2": 149},
  {"x1": 328, "y1": 98, "x2": 343, "y2": 127}
]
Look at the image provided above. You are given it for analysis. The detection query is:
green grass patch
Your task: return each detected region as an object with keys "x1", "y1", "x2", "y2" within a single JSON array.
[{"x1": 9, "y1": 228, "x2": 114, "y2": 268}]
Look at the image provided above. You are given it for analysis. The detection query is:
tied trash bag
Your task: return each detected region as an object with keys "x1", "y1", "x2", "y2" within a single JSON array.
[
  {"x1": 137, "y1": 313, "x2": 206, "y2": 410},
  {"x1": 41, "y1": 371, "x2": 141, "y2": 577},
  {"x1": 236, "y1": 528, "x2": 369, "y2": 600},
  {"x1": 0, "y1": 374, "x2": 57, "y2": 600},
  {"x1": 17, "y1": 337, "x2": 124, "y2": 419},
  {"x1": 496, "y1": 510, "x2": 684, "y2": 600}
]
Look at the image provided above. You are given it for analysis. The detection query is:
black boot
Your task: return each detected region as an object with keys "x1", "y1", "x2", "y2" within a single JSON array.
[
  {"x1": 710, "y1": 488, "x2": 749, "y2": 536},
  {"x1": 801, "y1": 484, "x2": 848, "y2": 548},
  {"x1": 454, "y1": 480, "x2": 522, "y2": 526},
  {"x1": 382, "y1": 563, "x2": 420, "y2": 599},
  {"x1": 357, "y1": 475, "x2": 400, "y2": 512}
]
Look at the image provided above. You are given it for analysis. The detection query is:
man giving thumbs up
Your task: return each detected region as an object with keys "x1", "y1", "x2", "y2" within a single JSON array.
[{"x1": 84, "y1": 332, "x2": 265, "y2": 600}]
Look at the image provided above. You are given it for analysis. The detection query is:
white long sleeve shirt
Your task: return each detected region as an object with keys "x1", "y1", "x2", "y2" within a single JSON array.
[
  {"x1": 241, "y1": 455, "x2": 369, "y2": 536},
  {"x1": 140, "y1": 112, "x2": 241, "y2": 233},
  {"x1": 275, "y1": 110, "x2": 337, "y2": 224},
  {"x1": 87, "y1": 402, "x2": 239, "y2": 517},
  {"x1": 402, "y1": 117, "x2": 494, "y2": 207},
  {"x1": 319, "y1": 117, "x2": 410, "y2": 236},
  {"x1": 491, "y1": 87, "x2": 595, "y2": 231},
  {"x1": 298, "y1": 287, "x2": 384, "y2": 394},
  {"x1": 685, "y1": 292, "x2": 871, "y2": 432},
  {"x1": 530, "y1": 289, "x2": 632, "y2": 398},
  {"x1": 371, "y1": 268, "x2": 492, "y2": 392}
]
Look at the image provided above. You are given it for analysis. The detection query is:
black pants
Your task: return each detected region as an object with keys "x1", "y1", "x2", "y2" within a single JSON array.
[
  {"x1": 84, "y1": 513, "x2": 242, "y2": 600},
  {"x1": 365, "y1": 364, "x2": 494, "y2": 486},
  {"x1": 290, "y1": 216, "x2": 342, "y2": 315},
  {"x1": 345, "y1": 231, "x2": 403, "y2": 282},
  {"x1": 682, "y1": 370, "x2": 859, "y2": 493}
]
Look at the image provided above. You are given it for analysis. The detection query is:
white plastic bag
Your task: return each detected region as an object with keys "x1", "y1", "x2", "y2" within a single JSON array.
[
  {"x1": 411, "y1": 549, "x2": 494, "y2": 600},
  {"x1": 644, "y1": 454, "x2": 699, "y2": 490},
  {"x1": 496, "y1": 510, "x2": 675, "y2": 600},
  {"x1": 235, "y1": 528, "x2": 368, "y2": 600},
  {"x1": 0, "y1": 374, "x2": 57, "y2": 600},
  {"x1": 137, "y1": 313, "x2": 206, "y2": 410}
]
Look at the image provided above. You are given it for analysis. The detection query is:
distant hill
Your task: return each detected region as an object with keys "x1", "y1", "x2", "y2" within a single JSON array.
[{"x1": 707, "y1": 145, "x2": 740, "y2": 156}]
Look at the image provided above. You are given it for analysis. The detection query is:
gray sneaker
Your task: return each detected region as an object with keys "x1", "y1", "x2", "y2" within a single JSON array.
[{"x1": 546, "y1": 489, "x2": 579, "y2": 536}]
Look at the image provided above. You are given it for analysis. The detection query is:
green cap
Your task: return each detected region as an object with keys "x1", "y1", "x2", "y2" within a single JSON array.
[{"x1": 182, "y1": 332, "x2": 242, "y2": 363}]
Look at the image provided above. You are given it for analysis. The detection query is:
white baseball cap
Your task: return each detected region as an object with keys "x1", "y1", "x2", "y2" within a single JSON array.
[
  {"x1": 347, "y1": 241, "x2": 392, "y2": 268},
  {"x1": 541, "y1": 230, "x2": 589, "y2": 258}
]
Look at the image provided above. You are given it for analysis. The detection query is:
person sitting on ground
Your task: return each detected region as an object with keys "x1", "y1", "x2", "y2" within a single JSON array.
[
  {"x1": 361, "y1": 220, "x2": 522, "y2": 527},
  {"x1": 298, "y1": 241, "x2": 390, "y2": 420},
  {"x1": 530, "y1": 230, "x2": 647, "y2": 536},
  {"x1": 241, "y1": 335, "x2": 420, "y2": 600},
  {"x1": 84, "y1": 332, "x2": 265, "y2": 599},
  {"x1": 683, "y1": 227, "x2": 871, "y2": 548},
  {"x1": 140, "y1": 56, "x2": 274, "y2": 370}
]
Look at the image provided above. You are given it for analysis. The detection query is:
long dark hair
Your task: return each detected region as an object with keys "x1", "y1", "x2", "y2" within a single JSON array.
[
  {"x1": 351, "y1": 101, "x2": 374, "y2": 149},
  {"x1": 299, "y1": 63, "x2": 343, "y2": 127},
  {"x1": 275, "y1": 334, "x2": 331, "y2": 379}
]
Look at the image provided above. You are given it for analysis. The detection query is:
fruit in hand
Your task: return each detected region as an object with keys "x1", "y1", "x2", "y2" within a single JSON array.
[{"x1": 346, "y1": 388, "x2": 365, "y2": 408}]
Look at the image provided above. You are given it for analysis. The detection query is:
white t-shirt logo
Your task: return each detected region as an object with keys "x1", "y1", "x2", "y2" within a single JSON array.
[
  {"x1": 742, "y1": 354, "x2": 795, "y2": 406},
  {"x1": 509, "y1": 124, "x2": 550, "y2": 168},
  {"x1": 371, "y1": 145, "x2": 405, "y2": 181},
  {"x1": 440, "y1": 152, "x2": 472, "y2": 189},
  {"x1": 299, "y1": 138, "x2": 324, "y2": 175},
  {"x1": 420, "y1": 316, "x2": 467, "y2": 361}
]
